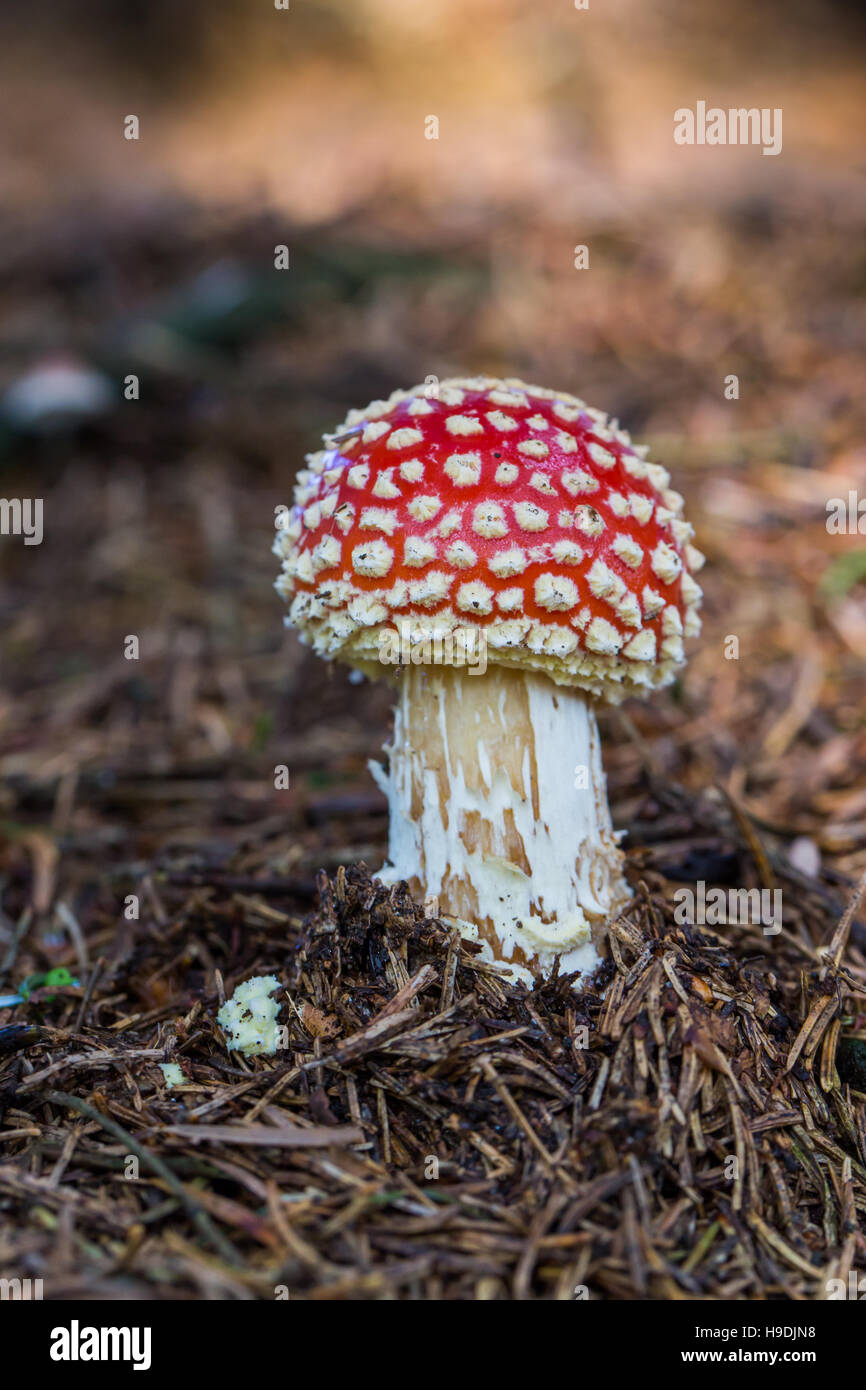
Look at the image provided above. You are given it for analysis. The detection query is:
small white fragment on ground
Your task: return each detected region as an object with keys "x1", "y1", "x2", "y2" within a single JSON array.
[
  {"x1": 787, "y1": 835, "x2": 821, "y2": 879},
  {"x1": 217, "y1": 974, "x2": 282, "y2": 1056},
  {"x1": 159, "y1": 1062, "x2": 185, "y2": 1089},
  {"x1": 3, "y1": 358, "x2": 114, "y2": 430}
]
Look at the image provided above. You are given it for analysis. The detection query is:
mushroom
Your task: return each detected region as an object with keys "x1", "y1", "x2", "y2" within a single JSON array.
[{"x1": 275, "y1": 377, "x2": 703, "y2": 985}]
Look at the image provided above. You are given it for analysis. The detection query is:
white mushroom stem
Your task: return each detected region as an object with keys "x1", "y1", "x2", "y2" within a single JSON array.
[{"x1": 371, "y1": 664, "x2": 630, "y2": 985}]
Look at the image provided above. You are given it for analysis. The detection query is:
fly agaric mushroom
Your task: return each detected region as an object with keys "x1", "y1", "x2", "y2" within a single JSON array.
[{"x1": 274, "y1": 377, "x2": 703, "y2": 985}]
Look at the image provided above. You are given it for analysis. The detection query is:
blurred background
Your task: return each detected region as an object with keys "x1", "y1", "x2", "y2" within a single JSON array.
[{"x1": 0, "y1": 0, "x2": 865, "y2": 935}]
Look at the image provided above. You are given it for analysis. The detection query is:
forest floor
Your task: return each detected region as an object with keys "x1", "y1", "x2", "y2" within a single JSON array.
[{"x1": 0, "y1": 189, "x2": 864, "y2": 1298}]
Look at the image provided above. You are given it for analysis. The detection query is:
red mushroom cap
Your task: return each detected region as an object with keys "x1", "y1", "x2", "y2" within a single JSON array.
[{"x1": 274, "y1": 377, "x2": 703, "y2": 700}]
